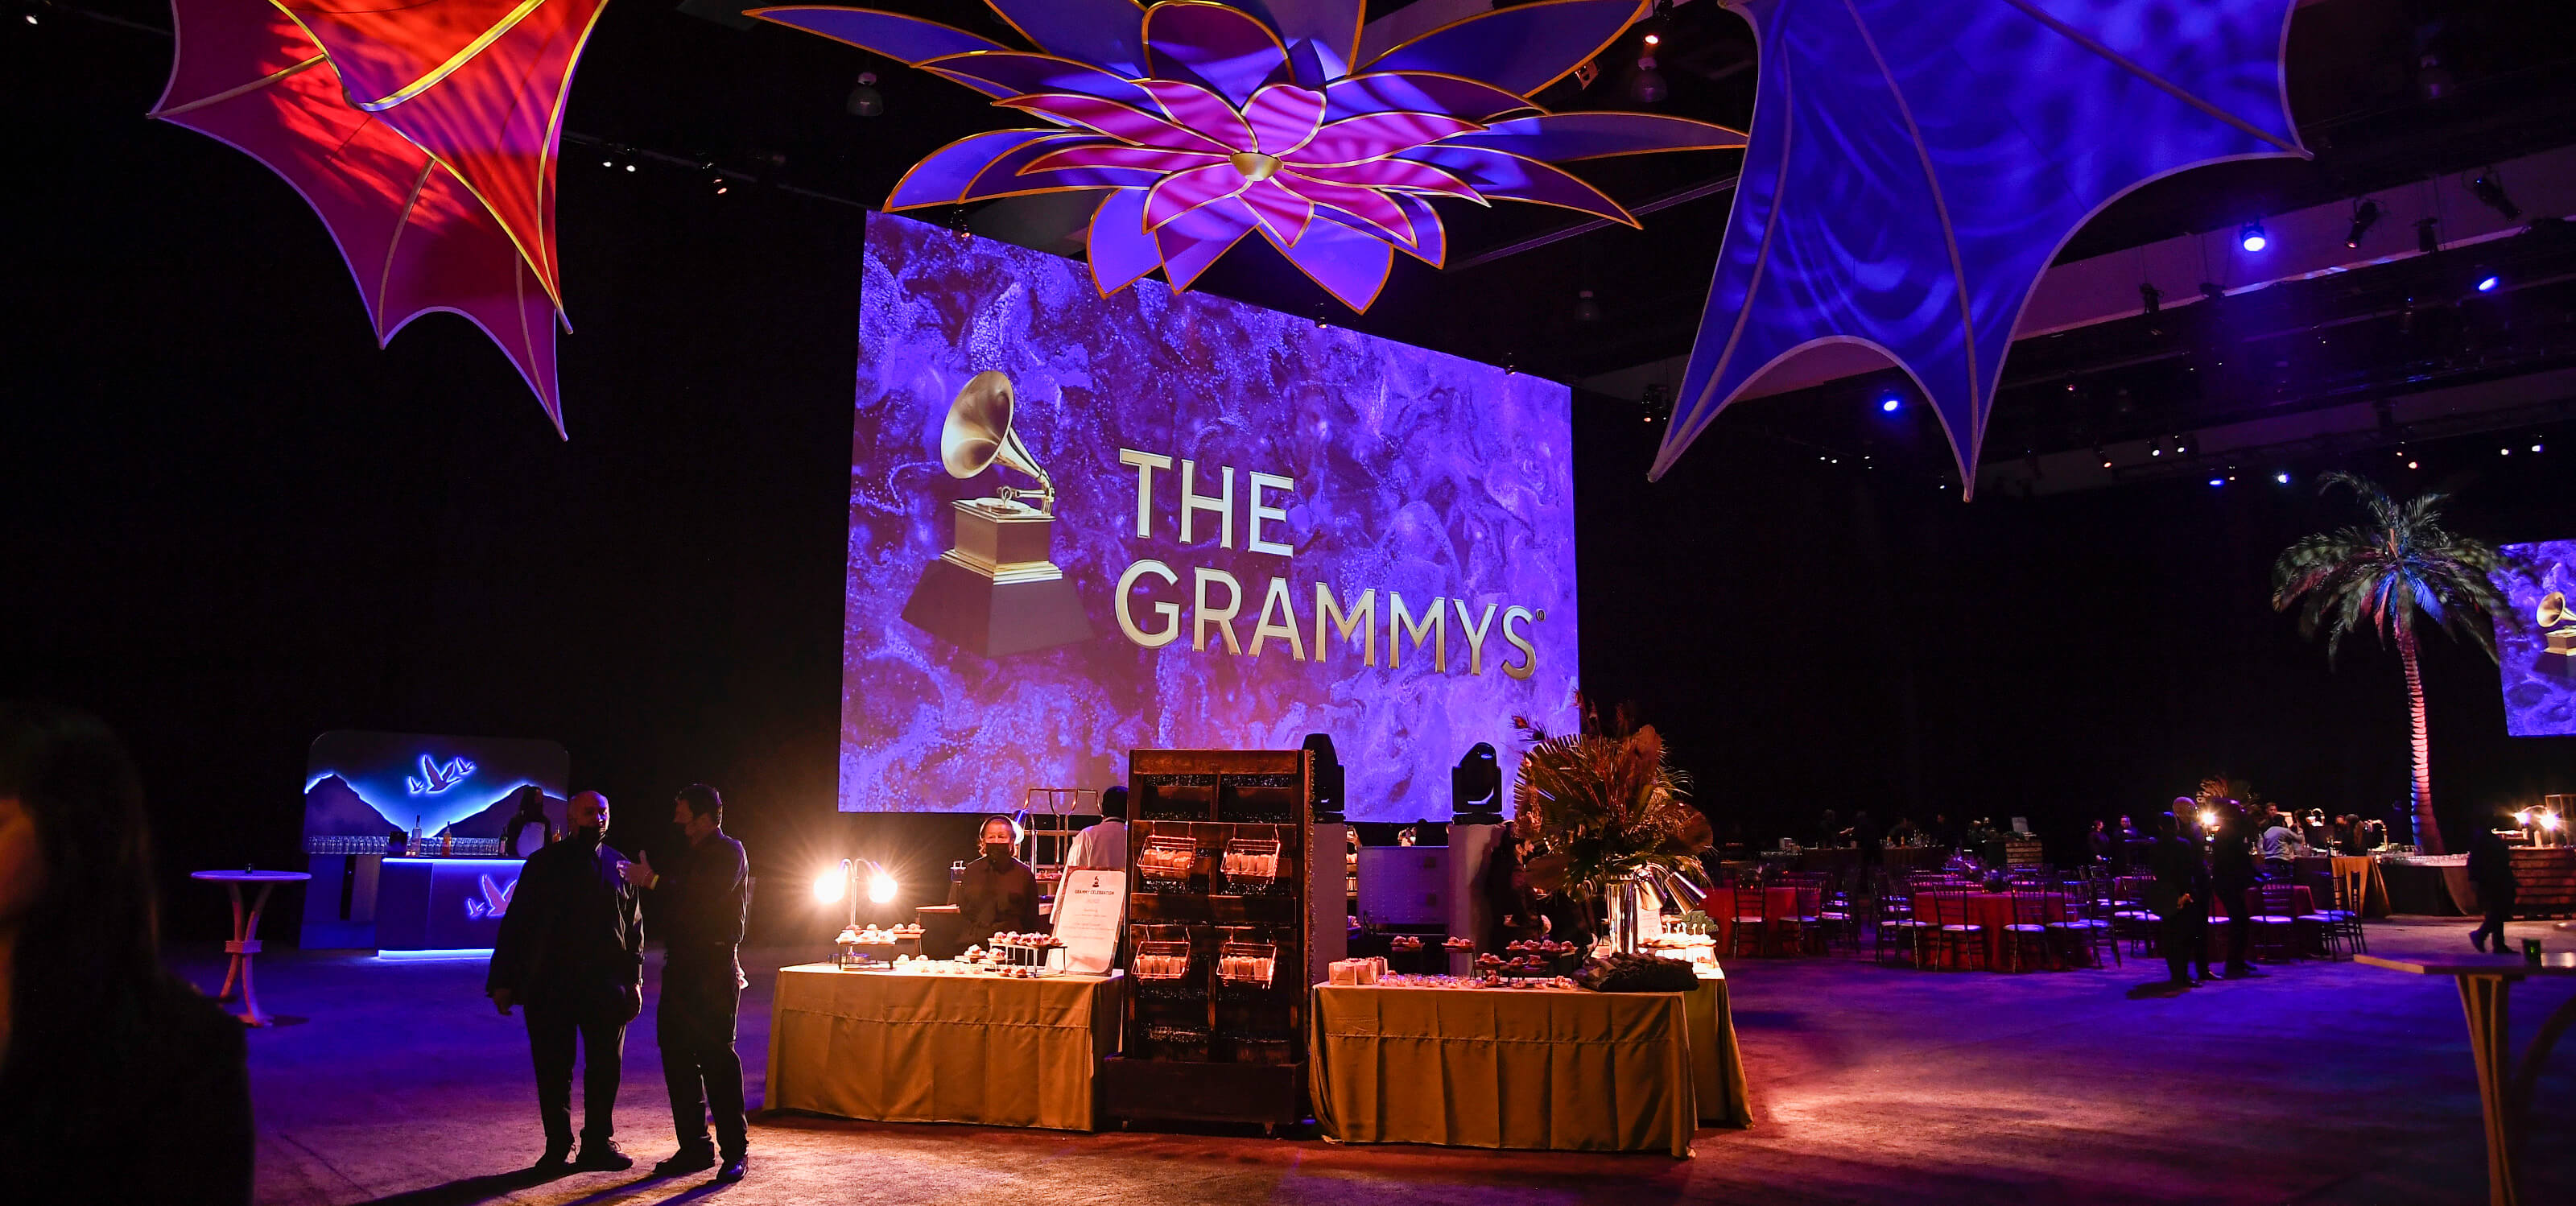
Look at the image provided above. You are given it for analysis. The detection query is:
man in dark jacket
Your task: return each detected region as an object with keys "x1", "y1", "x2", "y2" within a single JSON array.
[
  {"x1": 2206, "y1": 801, "x2": 2263, "y2": 978},
  {"x1": 488, "y1": 791, "x2": 643, "y2": 1173},
  {"x1": 621, "y1": 783, "x2": 751, "y2": 1183},
  {"x1": 2468, "y1": 823, "x2": 2520, "y2": 952},
  {"x1": 2148, "y1": 813, "x2": 2213, "y2": 986}
]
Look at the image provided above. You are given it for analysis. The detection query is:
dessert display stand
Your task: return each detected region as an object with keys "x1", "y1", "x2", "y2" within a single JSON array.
[{"x1": 1100, "y1": 748, "x2": 1344, "y2": 1134}]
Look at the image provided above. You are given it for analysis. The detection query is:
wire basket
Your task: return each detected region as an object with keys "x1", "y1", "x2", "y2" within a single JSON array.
[
  {"x1": 1137, "y1": 836, "x2": 1200, "y2": 892},
  {"x1": 1219, "y1": 837, "x2": 1285, "y2": 894},
  {"x1": 1131, "y1": 940, "x2": 1202, "y2": 1001}
]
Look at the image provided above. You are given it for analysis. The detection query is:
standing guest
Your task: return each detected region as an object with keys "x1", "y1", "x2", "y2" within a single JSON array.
[
  {"x1": 620, "y1": 785, "x2": 749, "y2": 1183},
  {"x1": 1929, "y1": 812, "x2": 1955, "y2": 850},
  {"x1": 1817, "y1": 808, "x2": 1841, "y2": 848},
  {"x1": 2330, "y1": 814, "x2": 2363, "y2": 855},
  {"x1": 1062, "y1": 786, "x2": 1129, "y2": 872},
  {"x1": 502, "y1": 784, "x2": 555, "y2": 858},
  {"x1": 2148, "y1": 812, "x2": 2213, "y2": 986},
  {"x1": 1887, "y1": 816, "x2": 1921, "y2": 847},
  {"x1": 2117, "y1": 815, "x2": 2142, "y2": 843},
  {"x1": 2087, "y1": 820, "x2": 2113, "y2": 865},
  {"x1": 2113, "y1": 814, "x2": 2144, "y2": 874},
  {"x1": 488, "y1": 791, "x2": 643, "y2": 1173},
  {"x1": 2257, "y1": 812, "x2": 2303, "y2": 882},
  {"x1": 954, "y1": 815, "x2": 1042, "y2": 936},
  {"x1": 0, "y1": 702, "x2": 252, "y2": 1206},
  {"x1": 2467, "y1": 822, "x2": 2520, "y2": 953},
  {"x1": 2207, "y1": 801, "x2": 2263, "y2": 978}
]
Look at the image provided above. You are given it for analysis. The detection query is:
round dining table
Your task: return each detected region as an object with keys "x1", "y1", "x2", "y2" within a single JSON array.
[
  {"x1": 193, "y1": 869, "x2": 310, "y2": 1026},
  {"x1": 1910, "y1": 891, "x2": 2071, "y2": 969}
]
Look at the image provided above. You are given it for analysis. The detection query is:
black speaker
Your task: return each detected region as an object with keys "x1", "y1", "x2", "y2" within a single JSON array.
[
  {"x1": 1302, "y1": 733, "x2": 1344, "y2": 822},
  {"x1": 1451, "y1": 742, "x2": 1501, "y2": 823}
]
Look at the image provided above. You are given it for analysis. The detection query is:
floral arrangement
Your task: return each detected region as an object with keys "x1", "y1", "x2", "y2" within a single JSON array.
[{"x1": 1509, "y1": 700, "x2": 1708, "y2": 913}]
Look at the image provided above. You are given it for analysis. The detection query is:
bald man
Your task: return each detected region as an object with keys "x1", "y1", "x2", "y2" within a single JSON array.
[{"x1": 488, "y1": 791, "x2": 644, "y2": 1173}]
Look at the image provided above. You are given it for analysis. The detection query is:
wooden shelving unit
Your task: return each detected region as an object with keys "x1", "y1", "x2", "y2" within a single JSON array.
[{"x1": 1099, "y1": 748, "x2": 1324, "y2": 1132}]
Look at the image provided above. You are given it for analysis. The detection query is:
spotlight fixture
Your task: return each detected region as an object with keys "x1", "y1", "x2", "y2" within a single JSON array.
[
  {"x1": 2238, "y1": 220, "x2": 2267, "y2": 253},
  {"x1": 2535, "y1": 441, "x2": 2546, "y2": 453},
  {"x1": 1644, "y1": 31, "x2": 1660, "y2": 47},
  {"x1": 1313, "y1": 303, "x2": 1331, "y2": 330},
  {"x1": 2467, "y1": 168, "x2": 2520, "y2": 221},
  {"x1": 1876, "y1": 389, "x2": 1903, "y2": 414},
  {"x1": 2345, "y1": 199, "x2": 2382, "y2": 249},
  {"x1": 1640, "y1": 382, "x2": 1672, "y2": 426},
  {"x1": 2500, "y1": 447, "x2": 2512, "y2": 457},
  {"x1": 704, "y1": 163, "x2": 729, "y2": 196},
  {"x1": 2174, "y1": 432, "x2": 2198, "y2": 458},
  {"x1": 847, "y1": 72, "x2": 886, "y2": 118},
  {"x1": 2416, "y1": 217, "x2": 2439, "y2": 254},
  {"x1": 2139, "y1": 283, "x2": 2161, "y2": 315},
  {"x1": 2274, "y1": 471, "x2": 2292, "y2": 485},
  {"x1": 2149, "y1": 437, "x2": 2165, "y2": 457},
  {"x1": 2408, "y1": 459, "x2": 2420, "y2": 470},
  {"x1": 2095, "y1": 447, "x2": 2112, "y2": 469},
  {"x1": 1629, "y1": 55, "x2": 1666, "y2": 103},
  {"x1": 2475, "y1": 271, "x2": 2500, "y2": 294},
  {"x1": 2207, "y1": 477, "x2": 2225, "y2": 488},
  {"x1": 1574, "y1": 289, "x2": 1601, "y2": 323}
]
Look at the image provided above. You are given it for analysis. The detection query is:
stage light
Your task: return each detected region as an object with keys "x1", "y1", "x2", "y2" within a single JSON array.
[
  {"x1": 2275, "y1": 471, "x2": 2291, "y2": 485},
  {"x1": 2207, "y1": 477, "x2": 2225, "y2": 488},
  {"x1": 2345, "y1": 199, "x2": 2382, "y2": 249},
  {"x1": 867, "y1": 869, "x2": 898, "y2": 904},
  {"x1": 1574, "y1": 289, "x2": 1600, "y2": 322},
  {"x1": 2238, "y1": 220, "x2": 2267, "y2": 253},
  {"x1": 2543, "y1": 813, "x2": 2563, "y2": 832},
  {"x1": 2467, "y1": 169, "x2": 2520, "y2": 221},
  {"x1": 2198, "y1": 809, "x2": 2216, "y2": 829},
  {"x1": 812, "y1": 868, "x2": 845, "y2": 903},
  {"x1": 2475, "y1": 273, "x2": 2500, "y2": 293},
  {"x1": 847, "y1": 72, "x2": 886, "y2": 118},
  {"x1": 1878, "y1": 390, "x2": 1903, "y2": 413},
  {"x1": 2096, "y1": 447, "x2": 2112, "y2": 469},
  {"x1": 1644, "y1": 31, "x2": 1660, "y2": 46},
  {"x1": 625, "y1": 163, "x2": 636, "y2": 172},
  {"x1": 2416, "y1": 217, "x2": 2439, "y2": 254},
  {"x1": 2149, "y1": 437, "x2": 2164, "y2": 457},
  {"x1": 2500, "y1": 447, "x2": 2511, "y2": 456},
  {"x1": 2175, "y1": 432, "x2": 2198, "y2": 457},
  {"x1": 2139, "y1": 283, "x2": 2161, "y2": 315},
  {"x1": 2535, "y1": 442, "x2": 2546, "y2": 453},
  {"x1": 2408, "y1": 460, "x2": 2420, "y2": 469}
]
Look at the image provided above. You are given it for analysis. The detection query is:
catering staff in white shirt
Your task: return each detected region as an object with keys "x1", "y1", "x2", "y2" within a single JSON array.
[{"x1": 1062, "y1": 786, "x2": 1129, "y2": 872}]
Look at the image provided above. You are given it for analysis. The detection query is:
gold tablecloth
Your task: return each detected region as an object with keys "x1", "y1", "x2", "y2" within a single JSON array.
[
  {"x1": 1311, "y1": 982, "x2": 1700, "y2": 1155},
  {"x1": 767, "y1": 964, "x2": 1121, "y2": 1131},
  {"x1": 1686, "y1": 969, "x2": 1752, "y2": 1126}
]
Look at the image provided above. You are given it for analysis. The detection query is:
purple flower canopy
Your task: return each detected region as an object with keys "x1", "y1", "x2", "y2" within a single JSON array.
[
  {"x1": 752, "y1": 0, "x2": 1745, "y2": 310},
  {"x1": 1649, "y1": 0, "x2": 2307, "y2": 492}
]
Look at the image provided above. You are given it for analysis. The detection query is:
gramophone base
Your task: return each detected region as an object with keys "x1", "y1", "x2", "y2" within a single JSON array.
[{"x1": 902, "y1": 559, "x2": 1093, "y2": 658}]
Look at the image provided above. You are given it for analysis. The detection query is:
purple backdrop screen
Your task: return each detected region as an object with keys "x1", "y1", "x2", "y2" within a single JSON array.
[
  {"x1": 839, "y1": 213, "x2": 1578, "y2": 820},
  {"x1": 2493, "y1": 540, "x2": 2576, "y2": 737}
]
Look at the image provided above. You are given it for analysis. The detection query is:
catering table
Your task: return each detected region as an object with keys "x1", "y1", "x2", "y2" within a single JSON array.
[
  {"x1": 1910, "y1": 891, "x2": 2068, "y2": 969},
  {"x1": 192, "y1": 869, "x2": 309, "y2": 1026},
  {"x1": 1685, "y1": 969, "x2": 1752, "y2": 1126},
  {"x1": 1311, "y1": 981, "x2": 1702, "y2": 1155},
  {"x1": 767, "y1": 965, "x2": 1122, "y2": 1130},
  {"x1": 2357, "y1": 953, "x2": 2576, "y2": 1206},
  {"x1": 2380, "y1": 856, "x2": 2474, "y2": 915}
]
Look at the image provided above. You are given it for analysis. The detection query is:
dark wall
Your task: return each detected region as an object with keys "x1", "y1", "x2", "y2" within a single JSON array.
[{"x1": 8, "y1": 9, "x2": 2571, "y2": 947}]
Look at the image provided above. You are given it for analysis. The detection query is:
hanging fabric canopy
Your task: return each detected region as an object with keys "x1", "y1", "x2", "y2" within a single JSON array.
[
  {"x1": 1650, "y1": 0, "x2": 2305, "y2": 494},
  {"x1": 153, "y1": 0, "x2": 610, "y2": 434}
]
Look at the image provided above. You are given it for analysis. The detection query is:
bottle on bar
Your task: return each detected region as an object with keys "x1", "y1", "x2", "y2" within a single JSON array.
[{"x1": 412, "y1": 815, "x2": 425, "y2": 855}]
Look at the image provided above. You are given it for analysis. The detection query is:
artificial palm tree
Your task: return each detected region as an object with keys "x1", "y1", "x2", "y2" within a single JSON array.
[{"x1": 2271, "y1": 472, "x2": 2506, "y2": 854}]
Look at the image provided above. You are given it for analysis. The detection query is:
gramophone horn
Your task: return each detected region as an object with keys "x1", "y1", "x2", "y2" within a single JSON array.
[
  {"x1": 940, "y1": 370, "x2": 1053, "y2": 506},
  {"x1": 2542, "y1": 592, "x2": 2569, "y2": 628}
]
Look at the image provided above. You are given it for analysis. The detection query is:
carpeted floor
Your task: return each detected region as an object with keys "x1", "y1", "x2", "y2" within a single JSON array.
[{"x1": 188, "y1": 918, "x2": 2574, "y2": 1206}]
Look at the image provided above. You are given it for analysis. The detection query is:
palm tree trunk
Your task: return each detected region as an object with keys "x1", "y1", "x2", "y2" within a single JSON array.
[{"x1": 2399, "y1": 625, "x2": 2442, "y2": 855}]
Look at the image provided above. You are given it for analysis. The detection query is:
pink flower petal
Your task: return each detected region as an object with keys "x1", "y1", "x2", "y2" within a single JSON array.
[
  {"x1": 1265, "y1": 213, "x2": 1395, "y2": 311},
  {"x1": 887, "y1": 130, "x2": 1084, "y2": 209},
  {"x1": 1397, "y1": 145, "x2": 1638, "y2": 225},
  {"x1": 1242, "y1": 83, "x2": 1327, "y2": 155},
  {"x1": 1288, "y1": 111, "x2": 1483, "y2": 166},
  {"x1": 1135, "y1": 79, "x2": 1255, "y2": 152},
  {"x1": 1024, "y1": 143, "x2": 1226, "y2": 175},
  {"x1": 1142, "y1": 2, "x2": 1290, "y2": 108},
  {"x1": 919, "y1": 51, "x2": 1161, "y2": 112},
  {"x1": 1145, "y1": 161, "x2": 1252, "y2": 229},
  {"x1": 1280, "y1": 156, "x2": 1479, "y2": 198},
  {"x1": 1380, "y1": 192, "x2": 1446, "y2": 266},
  {"x1": 1086, "y1": 188, "x2": 1161, "y2": 294},
  {"x1": 1239, "y1": 178, "x2": 1314, "y2": 245},
  {"x1": 1324, "y1": 71, "x2": 1534, "y2": 122},
  {"x1": 998, "y1": 93, "x2": 1234, "y2": 155},
  {"x1": 1155, "y1": 195, "x2": 1258, "y2": 291}
]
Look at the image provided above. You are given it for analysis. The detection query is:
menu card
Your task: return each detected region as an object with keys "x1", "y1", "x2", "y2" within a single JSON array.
[{"x1": 1050, "y1": 869, "x2": 1127, "y2": 974}]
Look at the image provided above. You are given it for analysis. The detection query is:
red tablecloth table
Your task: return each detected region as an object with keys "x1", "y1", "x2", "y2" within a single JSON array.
[
  {"x1": 1910, "y1": 892, "x2": 2070, "y2": 969},
  {"x1": 1705, "y1": 886, "x2": 1810, "y2": 953}
]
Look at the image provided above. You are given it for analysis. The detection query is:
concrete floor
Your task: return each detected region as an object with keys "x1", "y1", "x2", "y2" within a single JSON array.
[{"x1": 192, "y1": 918, "x2": 2575, "y2": 1206}]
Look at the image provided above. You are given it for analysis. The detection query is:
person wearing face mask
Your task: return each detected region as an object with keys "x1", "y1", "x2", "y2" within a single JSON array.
[
  {"x1": 487, "y1": 791, "x2": 644, "y2": 1175},
  {"x1": 953, "y1": 815, "x2": 1042, "y2": 937},
  {"x1": 618, "y1": 784, "x2": 749, "y2": 1183}
]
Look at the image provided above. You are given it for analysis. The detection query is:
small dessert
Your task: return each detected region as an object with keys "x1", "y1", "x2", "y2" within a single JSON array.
[
  {"x1": 1442, "y1": 936, "x2": 1476, "y2": 952},
  {"x1": 1389, "y1": 935, "x2": 1423, "y2": 952}
]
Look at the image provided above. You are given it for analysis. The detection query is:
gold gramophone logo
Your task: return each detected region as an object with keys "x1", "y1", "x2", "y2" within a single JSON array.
[
  {"x1": 2541, "y1": 592, "x2": 2575, "y2": 657},
  {"x1": 900, "y1": 370, "x2": 1094, "y2": 657}
]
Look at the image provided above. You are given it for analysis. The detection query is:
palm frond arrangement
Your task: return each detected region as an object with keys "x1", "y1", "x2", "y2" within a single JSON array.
[
  {"x1": 2271, "y1": 471, "x2": 2507, "y2": 854},
  {"x1": 1509, "y1": 700, "x2": 1708, "y2": 910}
]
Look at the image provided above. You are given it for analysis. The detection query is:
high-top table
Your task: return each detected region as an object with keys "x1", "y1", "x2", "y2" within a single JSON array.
[
  {"x1": 2356, "y1": 952, "x2": 2576, "y2": 1206},
  {"x1": 192, "y1": 869, "x2": 310, "y2": 1026}
]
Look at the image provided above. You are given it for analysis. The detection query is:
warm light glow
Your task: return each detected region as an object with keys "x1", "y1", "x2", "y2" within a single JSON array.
[
  {"x1": 2198, "y1": 809, "x2": 2216, "y2": 829},
  {"x1": 867, "y1": 870, "x2": 898, "y2": 903},
  {"x1": 813, "y1": 869, "x2": 846, "y2": 903},
  {"x1": 2542, "y1": 813, "x2": 2563, "y2": 831}
]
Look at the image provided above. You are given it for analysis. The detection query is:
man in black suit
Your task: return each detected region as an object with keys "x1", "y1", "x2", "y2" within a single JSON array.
[
  {"x1": 2468, "y1": 822, "x2": 2520, "y2": 953},
  {"x1": 488, "y1": 791, "x2": 643, "y2": 1173},
  {"x1": 2148, "y1": 813, "x2": 2212, "y2": 987},
  {"x1": 621, "y1": 783, "x2": 751, "y2": 1183},
  {"x1": 2207, "y1": 800, "x2": 2264, "y2": 978}
]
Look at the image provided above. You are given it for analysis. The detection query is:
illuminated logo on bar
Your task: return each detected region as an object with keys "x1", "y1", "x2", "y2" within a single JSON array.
[
  {"x1": 407, "y1": 754, "x2": 478, "y2": 795},
  {"x1": 462, "y1": 874, "x2": 516, "y2": 921}
]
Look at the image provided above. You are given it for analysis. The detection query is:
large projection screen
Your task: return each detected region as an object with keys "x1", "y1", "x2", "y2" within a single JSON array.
[
  {"x1": 839, "y1": 213, "x2": 1579, "y2": 820},
  {"x1": 2495, "y1": 539, "x2": 2576, "y2": 737}
]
